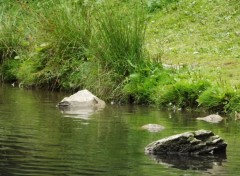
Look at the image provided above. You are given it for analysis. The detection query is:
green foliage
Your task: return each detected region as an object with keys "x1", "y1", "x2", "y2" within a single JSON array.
[
  {"x1": 0, "y1": 4, "x2": 25, "y2": 62},
  {"x1": 122, "y1": 63, "x2": 169, "y2": 104},
  {"x1": 226, "y1": 93, "x2": 240, "y2": 113},
  {"x1": 1, "y1": 59, "x2": 20, "y2": 81},
  {"x1": 37, "y1": 0, "x2": 92, "y2": 61},
  {"x1": 154, "y1": 79, "x2": 210, "y2": 109},
  {"x1": 198, "y1": 87, "x2": 235, "y2": 112},
  {"x1": 146, "y1": 0, "x2": 179, "y2": 12},
  {"x1": 93, "y1": 1, "x2": 146, "y2": 78},
  {"x1": 1, "y1": 0, "x2": 240, "y2": 114}
]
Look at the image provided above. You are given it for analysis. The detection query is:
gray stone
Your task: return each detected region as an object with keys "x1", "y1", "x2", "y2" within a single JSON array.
[
  {"x1": 141, "y1": 124, "x2": 165, "y2": 133},
  {"x1": 57, "y1": 89, "x2": 105, "y2": 118},
  {"x1": 145, "y1": 130, "x2": 227, "y2": 155},
  {"x1": 196, "y1": 114, "x2": 223, "y2": 123},
  {"x1": 57, "y1": 89, "x2": 105, "y2": 109}
]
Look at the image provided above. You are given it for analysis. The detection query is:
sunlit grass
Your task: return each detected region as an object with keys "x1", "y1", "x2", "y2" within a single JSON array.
[{"x1": 145, "y1": 0, "x2": 240, "y2": 86}]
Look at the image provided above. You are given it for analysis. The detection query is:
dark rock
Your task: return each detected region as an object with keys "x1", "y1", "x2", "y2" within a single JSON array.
[{"x1": 145, "y1": 130, "x2": 227, "y2": 155}]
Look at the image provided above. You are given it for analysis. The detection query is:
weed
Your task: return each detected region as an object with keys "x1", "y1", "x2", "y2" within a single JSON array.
[
  {"x1": 154, "y1": 79, "x2": 210, "y2": 109},
  {"x1": 198, "y1": 86, "x2": 235, "y2": 112}
]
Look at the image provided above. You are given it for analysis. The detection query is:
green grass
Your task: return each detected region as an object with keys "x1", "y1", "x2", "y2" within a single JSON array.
[
  {"x1": 0, "y1": 0, "x2": 240, "y2": 113},
  {"x1": 145, "y1": 0, "x2": 240, "y2": 85},
  {"x1": 92, "y1": 1, "x2": 146, "y2": 78}
]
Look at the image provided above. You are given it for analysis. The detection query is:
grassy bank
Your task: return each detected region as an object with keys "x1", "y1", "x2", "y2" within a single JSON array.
[{"x1": 0, "y1": 0, "x2": 240, "y2": 114}]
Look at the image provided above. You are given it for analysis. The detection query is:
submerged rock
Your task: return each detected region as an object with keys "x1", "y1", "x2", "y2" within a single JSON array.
[
  {"x1": 196, "y1": 114, "x2": 223, "y2": 123},
  {"x1": 141, "y1": 124, "x2": 165, "y2": 133},
  {"x1": 145, "y1": 130, "x2": 227, "y2": 155}
]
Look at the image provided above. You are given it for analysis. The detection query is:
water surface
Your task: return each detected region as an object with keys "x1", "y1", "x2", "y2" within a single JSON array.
[{"x1": 0, "y1": 85, "x2": 240, "y2": 176}]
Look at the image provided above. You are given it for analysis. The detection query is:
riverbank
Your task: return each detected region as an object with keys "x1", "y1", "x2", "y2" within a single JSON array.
[{"x1": 0, "y1": 0, "x2": 239, "y2": 114}]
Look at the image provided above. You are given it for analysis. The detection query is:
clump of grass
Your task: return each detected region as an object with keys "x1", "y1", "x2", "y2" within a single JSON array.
[
  {"x1": 225, "y1": 92, "x2": 240, "y2": 113},
  {"x1": 37, "y1": 1, "x2": 92, "y2": 61},
  {"x1": 0, "y1": 2, "x2": 35, "y2": 82},
  {"x1": 12, "y1": 1, "x2": 94, "y2": 89},
  {"x1": 197, "y1": 86, "x2": 235, "y2": 112},
  {"x1": 0, "y1": 3, "x2": 25, "y2": 62},
  {"x1": 93, "y1": 1, "x2": 146, "y2": 79},
  {"x1": 122, "y1": 62, "x2": 173, "y2": 104},
  {"x1": 154, "y1": 79, "x2": 210, "y2": 109}
]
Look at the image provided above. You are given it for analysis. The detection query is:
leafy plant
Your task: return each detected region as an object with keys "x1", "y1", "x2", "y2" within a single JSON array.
[
  {"x1": 198, "y1": 87, "x2": 234, "y2": 112},
  {"x1": 224, "y1": 90, "x2": 240, "y2": 113},
  {"x1": 154, "y1": 79, "x2": 210, "y2": 109},
  {"x1": 123, "y1": 63, "x2": 174, "y2": 104}
]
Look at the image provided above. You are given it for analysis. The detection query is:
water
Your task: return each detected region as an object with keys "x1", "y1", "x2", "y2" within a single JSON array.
[{"x1": 1, "y1": 85, "x2": 240, "y2": 176}]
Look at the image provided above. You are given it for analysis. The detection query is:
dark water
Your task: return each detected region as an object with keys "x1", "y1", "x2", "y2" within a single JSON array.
[{"x1": 1, "y1": 85, "x2": 240, "y2": 176}]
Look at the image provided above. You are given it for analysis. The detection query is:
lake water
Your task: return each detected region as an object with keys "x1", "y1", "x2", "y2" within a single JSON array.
[{"x1": 1, "y1": 85, "x2": 240, "y2": 176}]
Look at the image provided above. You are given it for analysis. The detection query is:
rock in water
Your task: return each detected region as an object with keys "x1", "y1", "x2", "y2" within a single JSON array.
[
  {"x1": 57, "y1": 89, "x2": 105, "y2": 109},
  {"x1": 141, "y1": 124, "x2": 165, "y2": 133},
  {"x1": 145, "y1": 130, "x2": 227, "y2": 155},
  {"x1": 56, "y1": 89, "x2": 105, "y2": 118},
  {"x1": 196, "y1": 114, "x2": 223, "y2": 123}
]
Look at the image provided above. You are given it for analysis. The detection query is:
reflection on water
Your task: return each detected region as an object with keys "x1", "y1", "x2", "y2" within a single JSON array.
[
  {"x1": 58, "y1": 105, "x2": 98, "y2": 120},
  {"x1": 147, "y1": 153, "x2": 227, "y2": 171},
  {"x1": 1, "y1": 85, "x2": 240, "y2": 175}
]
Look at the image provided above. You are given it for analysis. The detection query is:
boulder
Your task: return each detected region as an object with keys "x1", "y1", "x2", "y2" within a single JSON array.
[
  {"x1": 57, "y1": 89, "x2": 105, "y2": 109},
  {"x1": 57, "y1": 89, "x2": 105, "y2": 118},
  {"x1": 145, "y1": 130, "x2": 227, "y2": 156},
  {"x1": 141, "y1": 124, "x2": 165, "y2": 133},
  {"x1": 196, "y1": 114, "x2": 223, "y2": 123}
]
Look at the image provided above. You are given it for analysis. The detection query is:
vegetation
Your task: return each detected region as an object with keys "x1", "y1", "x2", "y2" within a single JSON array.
[{"x1": 0, "y1": 0, "x2": 240, "y2": 114}]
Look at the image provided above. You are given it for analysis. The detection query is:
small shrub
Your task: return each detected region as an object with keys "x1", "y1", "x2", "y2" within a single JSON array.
[
  {"x1": 154, "y1": 79, "x2": 210, "y2": 109},
  {"x1": 224, "y1": 91, "x2": 240, "y2": 113},
  {"x1": 123, "y1": 64, "x2": 174, "y2": 104},
  {"x1": 198, "y1": 87, "x2": 234, "y2": 112}
]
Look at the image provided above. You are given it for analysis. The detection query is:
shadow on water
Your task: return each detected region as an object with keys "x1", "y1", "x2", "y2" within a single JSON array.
[{"x1": 147, "y1": 153, "x2": 227, "y2": 171}]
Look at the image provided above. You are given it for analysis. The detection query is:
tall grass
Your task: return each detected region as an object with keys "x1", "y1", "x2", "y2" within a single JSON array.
[
  {"x1": 8, "y1": 1, "x2": 95, "y2": 89},
  {"x1": 0, "y1": 2, "x2": 34, "y2": 81},
  {"x1": 37, "y1": 1, "x2": 92, "y2": 60},
  {"x1": 0, "y1": 0, "x2": 148, "y2": 100},
  {"x1": 93, "y1": 1, "x2": 147, "y2": 79}
]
